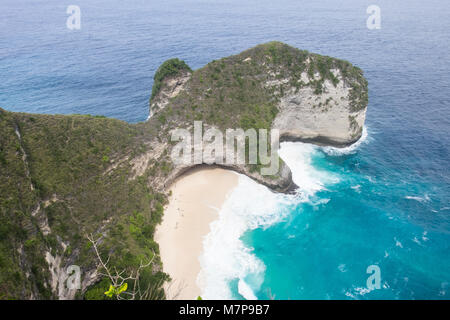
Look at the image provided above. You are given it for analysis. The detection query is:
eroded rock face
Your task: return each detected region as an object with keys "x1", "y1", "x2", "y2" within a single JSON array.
[
  {"x1": 45, "y1": 250, "x2": 99, "y2": 300},
  {"x1": 129, "y1": 124, "x2": 296, "y2": 193},
  {"x1": 149, "y1": 72, "x2": 191, "y2": 118},
  {"x1": 163, "y1": 136, "x2": 295, "y2": 194},
  {"x1": 273, "y1": 70, "x2": 366, "y2": 146}
]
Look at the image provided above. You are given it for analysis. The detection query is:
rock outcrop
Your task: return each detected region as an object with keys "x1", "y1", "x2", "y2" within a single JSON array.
[
  {"x1": 273, "y1": 69, "x2": 367, "y2": 146},
  {"x1": 149, "y1": 72, "x2": 191, "y2": 118},
  {"x1": 148, "y1": 58, "x2": 192, "y2": 118},
  {"x1": 146, "y1": 42, "x2": 368, "y2": 192}
]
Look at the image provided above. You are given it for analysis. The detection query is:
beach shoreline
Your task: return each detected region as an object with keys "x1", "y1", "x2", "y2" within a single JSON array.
[{"x1": 155, "y1": 167, "x2": 238, "y2": 300}]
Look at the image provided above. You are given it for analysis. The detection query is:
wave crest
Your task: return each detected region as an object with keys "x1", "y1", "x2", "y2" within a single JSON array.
[
  {"x1": 199, "y1": 141, "x2": 340, "y2": 299},
  {"x1": 321, "y1": 126, "x2": 369, "y2": 156}
]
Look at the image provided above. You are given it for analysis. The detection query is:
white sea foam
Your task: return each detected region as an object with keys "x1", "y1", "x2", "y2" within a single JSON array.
[
  {"x1": 345, "y1": 285, "x2": 377, "y2": 299},
  {"x1": 198, "y1": 174, "x2": 293, "y2": 299},
  {"x1": 405, "y1": 194, "x2": 430, "y2": 203},
  {"x1": 321, "y1": 126, "x2": 369, "y2": 156},
  {"x1": 199, "y1": 141, "x2": 339, "y2": 299},
  {"x1": 238, "y1": 279, "x2": 258, "y2": 300},
  {"x1": 338, "y1": 264, "x2": 347, "y2": 273},
  {"x1": 354, "y1": 286, "x2": 374, "y2": 296},
  {"x1": 279, "y1": 141, "x2": 340, "y2": 194},
  {"x1": 394, "y1": 237, "x2": 403, "y2": 248},
  {"x1": 412, "y1": 236, "x2": 422, "y2": 245}
]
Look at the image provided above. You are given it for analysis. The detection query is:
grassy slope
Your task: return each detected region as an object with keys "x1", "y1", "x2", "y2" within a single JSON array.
[{"x1": 0, "y1": 110, "x2": 168, "y2": 299}]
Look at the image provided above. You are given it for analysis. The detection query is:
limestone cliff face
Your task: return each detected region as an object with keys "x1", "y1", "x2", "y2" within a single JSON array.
[
  {"x1": 272, "y1": 69, "x2": 367, "y2": 146},
  {"x1": 149, "y1": 71, "x2": 191, "y2": 118},
  {"x1": 129, "y1": 126, "x2": 295, "y2": 194},
  {"x1": 164, "y1": 129, "x2": 295, "y2": 194},
  {"x1": 148, "y1": 58, "x2": 193, "y2": 119}
]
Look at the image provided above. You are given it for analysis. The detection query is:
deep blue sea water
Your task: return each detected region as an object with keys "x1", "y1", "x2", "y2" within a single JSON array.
[{"x1": 1, "y1": 0, "x2": 449, "y2": 299}]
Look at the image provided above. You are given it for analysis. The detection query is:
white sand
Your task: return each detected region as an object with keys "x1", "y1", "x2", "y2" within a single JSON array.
[{"x1": 155, "y1": 167, "x2": 238, "y2": 300}]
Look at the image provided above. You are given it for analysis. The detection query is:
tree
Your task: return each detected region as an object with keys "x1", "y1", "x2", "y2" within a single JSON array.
[{"x1": 87, "y1": 234, "x2": 156, "y2": 300}]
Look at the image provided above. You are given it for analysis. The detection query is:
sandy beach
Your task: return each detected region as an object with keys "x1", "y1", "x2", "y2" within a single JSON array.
[{"x1": 155, "y1": 167, "x2": 238, "y2": 300}]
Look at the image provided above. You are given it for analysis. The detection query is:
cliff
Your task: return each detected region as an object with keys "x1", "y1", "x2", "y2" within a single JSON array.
[
  {"x1": 147, "y1": 42, "x2": 367, "y2": 191},
  {"x1": 150, "y1": 42, "x2": 367, "y2": 147},
  {"x1": 0, "y1": 42, "x2": 368, "y2": 299}
]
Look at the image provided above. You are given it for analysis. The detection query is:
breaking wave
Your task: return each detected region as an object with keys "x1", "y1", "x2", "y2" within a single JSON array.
[{"x1": 199, "y1": 140, "x2": 343, "y2": 299}]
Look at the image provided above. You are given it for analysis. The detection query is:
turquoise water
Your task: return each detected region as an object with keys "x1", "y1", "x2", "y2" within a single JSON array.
[
  {"x1": 1, "y1": 0, "x2": 449, "y2": 299},
  {"x1": 249, "y1": 137, "x2": 450, "y2": 299},
  {"x1": 199, "y1": 135, "x2": 449, "y2": 300}
]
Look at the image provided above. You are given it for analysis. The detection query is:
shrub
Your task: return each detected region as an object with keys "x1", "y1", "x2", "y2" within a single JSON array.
[{"x1": 151, "y1": 58, "x2": 192, "y2": 101}]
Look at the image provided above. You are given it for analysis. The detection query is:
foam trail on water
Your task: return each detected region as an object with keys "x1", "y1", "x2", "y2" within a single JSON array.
[
  {"x1": 238, "y1": 279, "x2": 258, "y2": 300},
  {"x1": 199, "y1": 141, "x2": 339, "y2": 299},
  {"x1": 321, "y1": 127, "x2": 369, "y2": 156},
  {"x1": 199, "y1": 174, "x2": 294, "y2": 299},
  {"x1": 405, "y1": 194, "x2": 430, "y2": 203},
  {"x1": 279, "y1": 141, "x2": 340, "y2": 194}
]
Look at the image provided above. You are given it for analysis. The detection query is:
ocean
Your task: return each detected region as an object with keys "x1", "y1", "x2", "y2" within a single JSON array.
[{"x1": 1, "y1": 0, "x2": 449, "y2": 299}]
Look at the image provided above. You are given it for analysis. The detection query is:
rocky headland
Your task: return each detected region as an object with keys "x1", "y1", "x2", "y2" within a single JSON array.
[{"x1": 0, "y1": 42, "x2": 367, "y2": 299}]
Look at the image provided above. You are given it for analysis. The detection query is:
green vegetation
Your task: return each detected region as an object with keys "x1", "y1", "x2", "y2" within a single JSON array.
[
  {"x1": 150, "y1": 58, "x2": 192, "y2": 102},
  {"x1": 148, "y1": 42, "x2": 367, "y2": 181},
  {"x1": 152, "y1": 42, "x2": 367, "y2": 133},
  {"x1": 104, "y1": 283, "x2": 128, "y2": 298},
  {"x1": 0, "y1": 42, "x2": 367, "y2": 299},
  {"x1": 84, "y1": 278, "x2": 112, "y2": 300},
  {"x1": 348, "y1": 78, "x2": 369, "y2": 112},
  {"x1": 0, "y1": 109, "x2": 168, "y2": 299}
]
